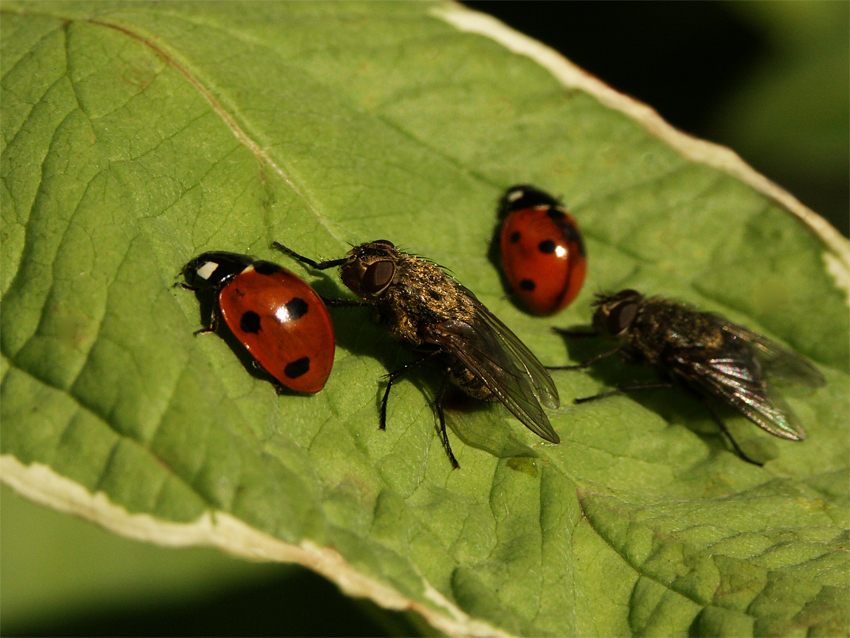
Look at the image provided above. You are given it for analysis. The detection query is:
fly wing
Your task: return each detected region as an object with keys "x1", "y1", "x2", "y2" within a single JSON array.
[
  {"x1": 685, "y1": 354, "x2": 807, "y2": 440},
  {"x1": 717, "y1": 320, "x2": 826, "y2": 388},
  {"x1": 426, "y1": 303, "x2": 560, "y2": 444},
  {"x1": 475, "y1": 306, "x2": 560, "y2": 410},
  {"x1": 672, "y1": 318, "x2": 819, "y2": 440}
]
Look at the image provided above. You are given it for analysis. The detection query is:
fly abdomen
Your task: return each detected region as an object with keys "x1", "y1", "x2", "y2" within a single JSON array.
[{"x1": 448, "y1": 360, "x2": 496, "y2": 401}]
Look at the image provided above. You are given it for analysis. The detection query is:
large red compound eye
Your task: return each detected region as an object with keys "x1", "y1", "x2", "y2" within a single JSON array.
[{"x1": 362, "y1": 260, "x2": 395, "y2": 295}]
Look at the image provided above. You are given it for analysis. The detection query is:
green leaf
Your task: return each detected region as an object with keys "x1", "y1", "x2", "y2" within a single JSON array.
[{"x1": 2, "y1": 2, "x2": 848, "y2": 636}]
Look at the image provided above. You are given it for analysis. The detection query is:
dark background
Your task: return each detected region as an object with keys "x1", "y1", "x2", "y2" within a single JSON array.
[
  {"x1": 468, "y1": 1, "x2": 849, "y2": 237},
  {"x1": 5, "y1": 3, "x2": 847, "y2": 638}
]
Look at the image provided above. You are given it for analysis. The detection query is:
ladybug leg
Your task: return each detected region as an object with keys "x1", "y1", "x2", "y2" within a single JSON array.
[
  {"x1": 434, "y1": 377, "x2": 460, "y2": 469},
  {"x1": 175, "y1": 281, "x2": 219, "y2": 335},
  {"x1": 701, "y1": 399, "x2": 764, "y2": 466},
  {"x1": 192, "y1": 304, "x2": 222, "y2": 336},
  {"x1": 272, "y1": 241, "x2": 348, "y2": 271}
]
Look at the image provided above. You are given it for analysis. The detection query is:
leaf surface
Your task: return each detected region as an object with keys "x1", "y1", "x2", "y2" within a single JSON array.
[{"x1": 2, "y1": 2, "x2": 848, "y2": 635}]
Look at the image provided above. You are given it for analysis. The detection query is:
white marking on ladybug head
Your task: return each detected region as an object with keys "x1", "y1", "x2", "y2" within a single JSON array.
[
  {"x1": 507, "y1": 189, "x2": 524, "y2": 202},
  {"x1": 196, "y1": 260, "x2": 219, "y2": 281}
]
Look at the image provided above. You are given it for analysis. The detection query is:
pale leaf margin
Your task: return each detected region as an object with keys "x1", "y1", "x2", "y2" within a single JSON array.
[
  {"x1": 1, "y1": 456, "x2": 510, "y2": 638},
  {"x1": 2, "y1": 5, "x2": 848, "y2": 637},
  {"x1": 431, "y1": 3, "x2": 850, "y2": 302}
]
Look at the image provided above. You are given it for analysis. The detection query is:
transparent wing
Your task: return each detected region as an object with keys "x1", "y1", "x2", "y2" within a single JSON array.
[
  {"x1": 717, "y1": 320, "x2": 826, "y2": 388},
  {"x1": 426, "y1": 302, "x2": 560, "y2": 444},
  {"x1": 475, "y1": 304, "x2": 560, "y2": 409},
  {"x1": 685, "y1": 355, "x2": 806, "y2": 440},
  {"x1": 672, "y1": 318, "x2": 822, "y2": 440}
]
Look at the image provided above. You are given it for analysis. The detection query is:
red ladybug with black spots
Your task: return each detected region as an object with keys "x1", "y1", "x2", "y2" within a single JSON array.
[
  {"x1": 177, "y1": 252, "x2": 334, "y2": 393},
  {"x1": 498, "y1": 185, "x2": 587, "y2": 316}
]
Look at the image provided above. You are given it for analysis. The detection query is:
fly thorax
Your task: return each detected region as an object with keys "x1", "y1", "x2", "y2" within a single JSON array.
[{"x1": 376, "y1": 287, "x2": 425, "y2": 346}]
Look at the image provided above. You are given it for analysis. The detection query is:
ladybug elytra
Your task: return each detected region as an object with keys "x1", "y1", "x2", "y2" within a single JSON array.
[
  {"x1": 178, "y1": 251, "x2": 334, "y2": 393},
  {"x1": 498, "y1": 185, "x2": 587, "y2": 316}
]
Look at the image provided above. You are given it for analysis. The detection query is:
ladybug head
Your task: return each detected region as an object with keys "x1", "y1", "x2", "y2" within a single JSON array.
[{"x1": 181, "y1": 251, "x2": 254, "y2": 290}]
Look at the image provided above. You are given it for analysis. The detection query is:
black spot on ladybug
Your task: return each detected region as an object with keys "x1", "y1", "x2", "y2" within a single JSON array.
[
  {"x1": 285, "y1": 357, "x2": 310, "y2": 379},
  {"x1": 240, "y1": 311, "x2": 261, "y2": 334},
  {"x1": 510, "y1": 231, "x2": 521, "y2": 243},
  {"x1": 253, "y1": 261, "x2": 278, "y2": 276},
  {"x1": 547, "y1": 208, "x2": 567, "y2": 222},
  {"x1": 538, "y1": 240, "x2": 557, "y2": 254},
  {"x1": 519, "y1": 279, "x2": 536, "y2": 291},
  {"x1": 285, "y1": 297, "x2": 309, "y2": 320}
]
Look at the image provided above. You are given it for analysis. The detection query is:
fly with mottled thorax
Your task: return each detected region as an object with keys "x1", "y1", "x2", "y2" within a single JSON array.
[
  {"x1": 273, "y1": 240, "x2": 560, "y2": 468},
  {"x1": 554, "y1": 289, "x2": 825, "y2": 464}
]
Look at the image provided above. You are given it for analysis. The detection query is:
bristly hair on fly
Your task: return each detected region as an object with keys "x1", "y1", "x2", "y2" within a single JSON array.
[
  {"x1": 552, "y1": 289, "x2": 825, "y2": 465},
  {"x1": 273, "y1": 239, "x2": 560, "y2": 469}
]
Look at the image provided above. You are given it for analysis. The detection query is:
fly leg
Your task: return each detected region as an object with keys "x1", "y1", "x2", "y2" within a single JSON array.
[
  {"x1": 548, "y1": 347, "x2": 626, "y2": 371},
  {"x1": 572, "y1": 382, "x2": 675, "y2": 403},
  {"x1": 380, "y1": 351, "x2": 458, "y2": 468},
  {"x1": 434, "y1": 377, "x2": 460, "y2": 469},
  {"x1": 701, "y1": 399, "x2": 763, "y2": 466},
  {"x1": 548, "y1": 327, "x2": 608, "y2": 370},
  {"x1": 271, "y1": 242, "x2": 368, "y2": 308},
  {"x1": 271, "y1": 241, "x2": 348, "y2": 270},
  {"x1": 380, "y1": 351, "x2": 441, "y2": 430},
  {"x1": 321, "y1": 297, "x2": 368, "y2": 309},
  {"x1": 575, "y1": 382, "x2": 765, "y2": 466},
  {"x1": 548, "y1": 339, "x2": 670, "y2": 398}
]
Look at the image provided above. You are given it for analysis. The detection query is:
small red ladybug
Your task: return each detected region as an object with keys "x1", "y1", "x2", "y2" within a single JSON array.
[
  {"x1": 498, "y1": 185, "x2": 587, "y2": 316},
  {"x1": 177, "y1": 251, "x2": 334, "y2": 393}
]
